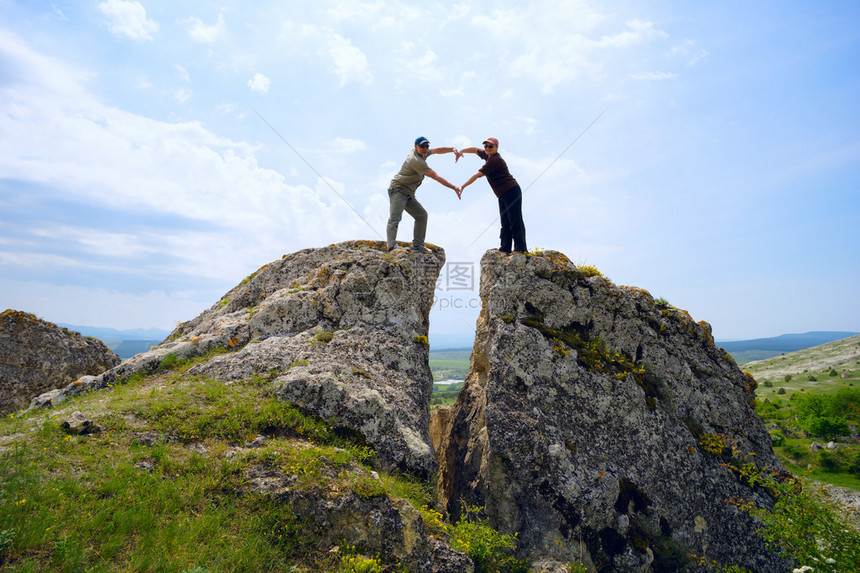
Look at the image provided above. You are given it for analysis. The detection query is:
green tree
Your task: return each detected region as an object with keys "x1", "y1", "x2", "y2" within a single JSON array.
[
  {"x1": 735, "y1": 477, "x2": 860, "y2": 573},
  {"x1": 804, "y1": 416, "x2": 850, "y2": 440}
]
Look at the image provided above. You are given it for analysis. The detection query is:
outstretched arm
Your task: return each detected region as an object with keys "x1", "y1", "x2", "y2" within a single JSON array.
[
  {"x1": 455, "y1": 147, "x2": 481, "y2": 162},
  {"x1": 425, "y1": 169, "x2": 462, "y2": 197},
  {"x1": 461, "y1": 171, "x2": 484, "y2": 193},
  {"x1": 429, "y1": 146, "x2": 462, "y2": 162}
]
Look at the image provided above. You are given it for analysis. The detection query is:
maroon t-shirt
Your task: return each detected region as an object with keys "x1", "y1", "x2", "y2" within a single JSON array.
[{"x1": 477, "y1": 150, "x2": 519, "y2": 197}]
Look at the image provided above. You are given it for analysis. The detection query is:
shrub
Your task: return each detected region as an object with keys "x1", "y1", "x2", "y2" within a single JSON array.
[
  {"x1": 847, "y1": 451, "x2": 860, "y2": 475},
  {"x1": 729, "y1": 476, "x2": 860, "y2": 573},
  {"x1": 448, "y1": 506, "x2": 525, "y2": 573},
  {"x1": 770, "y1": 431, "x2": 785, "y2": 447},
  {"x1": 817, "y1": 450, "x2": 839, "y2": 472},
  {"x1": 777, "y1": 388, "x2": 787, "y2": 395},
  {"x1": 781, "y1": 442, "x2": 806, "y2": 460},
  {"x1": 577, "y1": 265, "x2": 603, "y2": 278},
  {"x1": 340, "y1": 554, "x2": 383, "y2": 572},
  {"x1": 803, "y1": 416, "x2": 850, "y2": 440},
  {"x1": 314, "y1": 330, "x2": 334, "y2": 344}
]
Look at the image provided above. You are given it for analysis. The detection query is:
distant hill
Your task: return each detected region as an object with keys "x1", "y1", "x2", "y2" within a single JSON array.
[
  {"x1": 58, "y1": 324, "x2": 170, "y2": 341},
  {"x1": 429, "y1": 332, "x2": 474, "y2": 351},
  {"x1": 58, "y1": 324, "x2": 170, "y2": 360},
  {"x1": 743, "y1": 333, "x2": 860, "y2": 381},
  {"x1": 719, "y1": 331, "x2": 859, "y2": 364}
]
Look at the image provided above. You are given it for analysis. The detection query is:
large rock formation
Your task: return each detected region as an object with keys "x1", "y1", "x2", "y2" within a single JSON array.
[
  {"x1": 29, "y1": 241, "x2": 444, "y2": 479},
  {"x1": 436, "y1": 250, "x2": 789, "y2": 572},
  {"x1": 0, "y1": 310, "x2": 120, "y2": 415}
]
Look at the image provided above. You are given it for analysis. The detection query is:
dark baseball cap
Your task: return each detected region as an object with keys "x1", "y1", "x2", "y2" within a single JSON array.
[{"x1": 414, "y1": 136, "x2": 430, "y2": 146}]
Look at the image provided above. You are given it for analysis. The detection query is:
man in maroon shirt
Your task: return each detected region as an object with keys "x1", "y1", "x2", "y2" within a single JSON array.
[{"x1": 458, "y1": 137, "x2": 528, "y2": 253}]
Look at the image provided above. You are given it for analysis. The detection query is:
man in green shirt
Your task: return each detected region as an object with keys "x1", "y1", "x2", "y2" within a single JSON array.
[{"x1": 387, "y1": 136, "x2": 461, "y2": 252}]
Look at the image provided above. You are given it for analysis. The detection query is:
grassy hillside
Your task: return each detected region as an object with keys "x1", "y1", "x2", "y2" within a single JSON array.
[
  {"x1": 722, "y1": 331, "x2": 858, "y2": 364},
  {"x1": 746, "y1": 334, "x2": 860, "y2": 383},
  {"x1": 3, "y1": 345, "x2": 858, "y2": 570},
  {"x1": 748, "y1": 335, "x2": 860, "y2": 492},
  {"x1": 0, "y1": 352, "x2": 517, "y2": 572},
  {"x1": 428, "y1": 350, "x2": 470, "y2": 385}
]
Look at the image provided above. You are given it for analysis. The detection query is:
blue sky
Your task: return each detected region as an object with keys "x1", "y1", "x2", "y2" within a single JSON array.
[{"x1": 1, "y1": 0, "x2": 858, "y2": 341}]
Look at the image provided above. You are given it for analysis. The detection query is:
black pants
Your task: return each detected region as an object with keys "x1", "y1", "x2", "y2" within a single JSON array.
[{"x1": 498, "y1": 185, "x2": 527, "y2": 252}]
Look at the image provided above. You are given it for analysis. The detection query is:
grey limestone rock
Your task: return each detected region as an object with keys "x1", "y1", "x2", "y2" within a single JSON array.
[
  {"x1": 28, "y1": 240, "x2": 444, "y2": 478},
  {"x1": 61, "y1": 410, "x2": 101, "y2": 435},
  {"x1": 436, "y1": 250, "x2": 790, "y2": 572},
  {"x1": 0, "y1": 310, "x2": 120, "y2": 415},
  {"x1": 246, "y1": 463, "x2": 473, "y2": 572}
]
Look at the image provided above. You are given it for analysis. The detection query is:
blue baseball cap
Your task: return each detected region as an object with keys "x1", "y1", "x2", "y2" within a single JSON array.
[{"x1": 414, "y1": 136, "x2": 430, "y2": 146}]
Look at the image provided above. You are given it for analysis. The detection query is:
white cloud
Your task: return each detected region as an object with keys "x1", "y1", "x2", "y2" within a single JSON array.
[
  {"x1": 174, "y1": 64, "x2": 190, "y2": 82},
  {"x1": 174, "y1": 87, "x2": 192, "y2": 103},
  {"x1": 629, "y1": 71, "x2": 678, "y2": 81},
  {"x1": 442, "y1": 4, "x2": 471, "y2": 26},
  {"x1": 395, "y1": 48, "x2": 442, "y2": 87},
  {"x1": 280, "y1": 22, "x2": 371, "y2": 87},
  {"x1": 248, "y1": 72, "x2": 271, "y2": 93},
  {"x1": 326, "y1": 1, "x2": 386, "y2": 22},
  {"x1": 180, "y1": 12, "x2": 227, "y2": 44},
  {"x1": 472, "y1": 5, "x2": 669, "y2": 93},
  {"x1": 0, "y1": 30, "x2": 373, "y2": 303},
  {"x1": 332, "y1": 137, "x2": 367, "y2": 153},
  {"x1": 595, "y1": 19, "x2": 667, "y2": 48},
  {"x1": 0, "y1": 28, "x2": 91, "y2": 96},
  {"x1": 514, "y1": 116, "x2": 539, "y2": 135},
  {"x1": 48, "y1": 5, "x2": 68, "y2": 21},
  {"x1": 671, "y1": 39, "x2": 710, "y2": 66},
  {"x1": 321, "y1": 30, "x2": 372, "y2": 87},
  {"x1": 98, "y1": 0, "x2": 158, "y2": 41},
  {"x1": 0, "y1": 278, "x2": 208, "y2": 330}
]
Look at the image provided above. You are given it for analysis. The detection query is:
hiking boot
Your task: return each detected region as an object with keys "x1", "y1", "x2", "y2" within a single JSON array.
[{"x1": 410, "y1": 245, "x2": 430, "y2": 252}]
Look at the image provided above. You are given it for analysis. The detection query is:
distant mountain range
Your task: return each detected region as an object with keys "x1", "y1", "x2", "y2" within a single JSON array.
[
  {"x1": 59, "y1": 324, "x2": 171, "y2": 341},
  {"x1": 716, "y1": 331, "x2": 859, "y2": 364},
  {"x1": 429, "y1": 332, "x2": 476, "y2": 350},
  {"x1": 59, "y1": 325, "x2": 857, "y2": 364},
  {"x1": 59, "y1": 324, "x2": 170, "y2": 360}
]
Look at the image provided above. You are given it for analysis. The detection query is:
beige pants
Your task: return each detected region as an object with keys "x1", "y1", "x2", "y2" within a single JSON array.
[{"x1": 386, "y1": 188, "x2": 428, "y2": 249}]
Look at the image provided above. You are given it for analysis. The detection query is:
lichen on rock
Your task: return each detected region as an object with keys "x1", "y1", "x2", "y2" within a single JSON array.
[
  {"x1": 28, "y1": 240, "x2": 445, "y2": 479},
  {"x1": 436, "y1": 249, "x2": 789, "y2": 572},
  {"x1": 0, "y1": 310, "x2": 120, "y2": 414}
]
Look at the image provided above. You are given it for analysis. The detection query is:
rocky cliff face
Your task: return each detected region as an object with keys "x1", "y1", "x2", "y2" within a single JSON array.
[
  {"x1": 436, "y1": 250, "x2": 788, "y2": 572},
  {"x1": 0, "y1": 310, "x2": 120, "y2": 415},
  {"x1": 30, "y1": 241, "x2": 444, "y2": 479}
]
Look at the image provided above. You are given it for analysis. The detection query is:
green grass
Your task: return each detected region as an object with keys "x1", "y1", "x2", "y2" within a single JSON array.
[
  {"x1": 429, "y1": 358, "x2": 470, "y2": 370},
  {"x1": 750, "y1": 341, "x2": 860, "y2": 492},
  {"x1": 0, "y1": 353, "x2": 530, "y2": 571},
  {"x1": 0, "y1": 418, "x2": 316, "y2": 571},
  {"x1": 0, "y1": 363, "x2": 439, "y2": 572},
  {"x1": 429, "y1": 351, "x2": 470, "y2": 384},
  {"x1": 431, "y1": 383, "x2": 464, "y2": 408}
]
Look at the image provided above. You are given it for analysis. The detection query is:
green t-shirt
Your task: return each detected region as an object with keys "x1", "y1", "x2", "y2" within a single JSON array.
[{"x1": 389, "y1": 150, "x2": 431, "y2": 196}]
